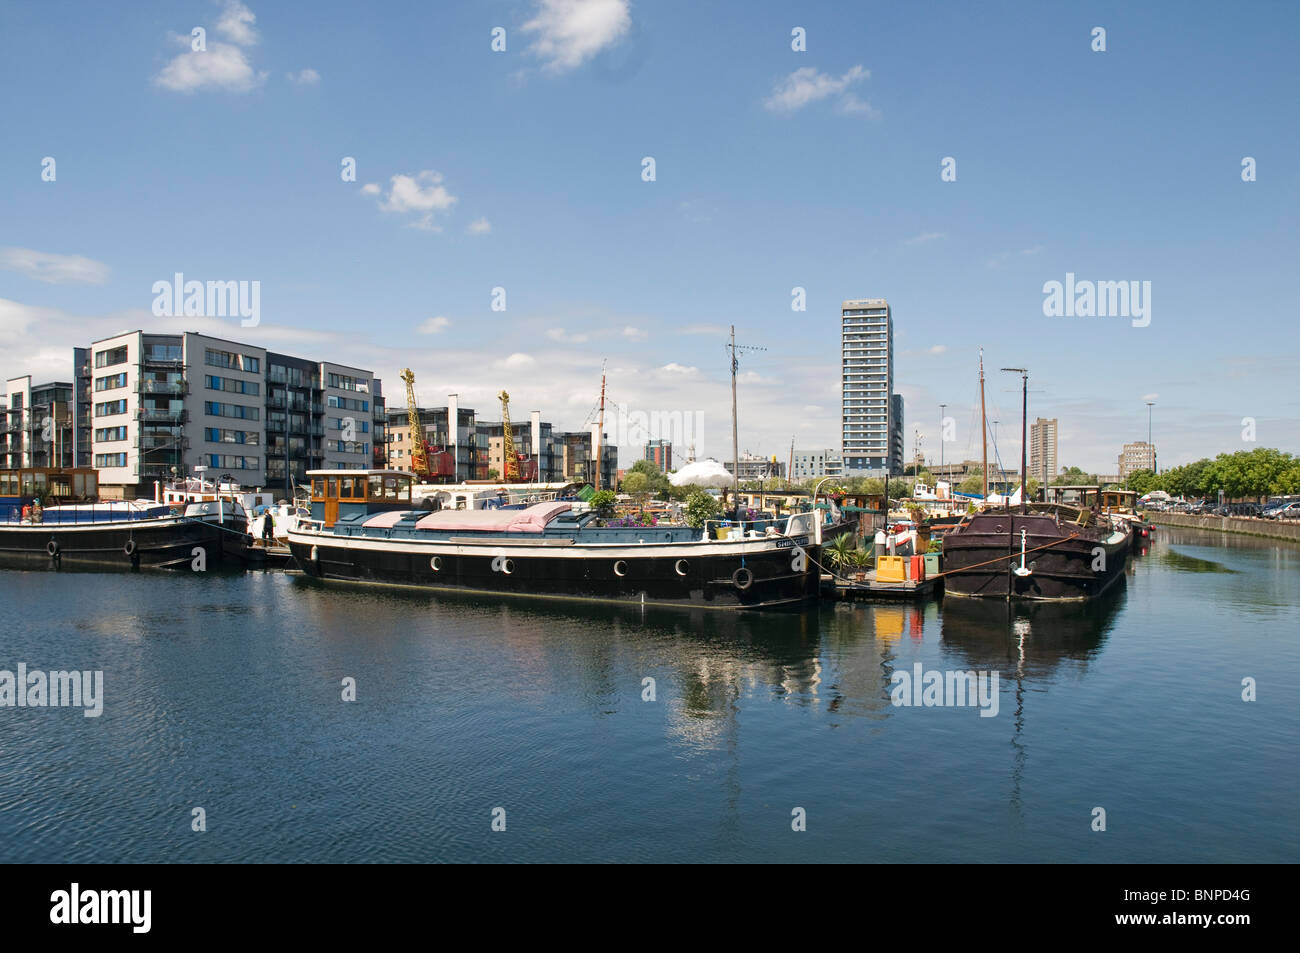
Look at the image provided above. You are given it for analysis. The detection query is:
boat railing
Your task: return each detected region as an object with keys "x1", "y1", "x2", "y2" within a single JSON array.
[
  {"x1": 703, "y1": 516, "x2": 793, "y2": 540},
  {"x1": 2, "y1": 502, "x2": 174, "y2": 525}
]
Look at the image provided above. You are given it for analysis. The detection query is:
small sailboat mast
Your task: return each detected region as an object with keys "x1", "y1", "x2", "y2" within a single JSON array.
[{"x1": 979, "y1": 349, "x2": 988, "y2": 501}]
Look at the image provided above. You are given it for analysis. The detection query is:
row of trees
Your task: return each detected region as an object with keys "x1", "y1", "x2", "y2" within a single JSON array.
[{"x1": 1123, "y1": 448, "x2": 1300, "y2": 499}]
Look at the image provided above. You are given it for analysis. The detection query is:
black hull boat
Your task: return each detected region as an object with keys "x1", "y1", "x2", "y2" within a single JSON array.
[
  {"x1": 288, "y1": 498, "x2": 847, "y2": 611},
  {"x1": 0, "y1": 501, "x2": 243, "y2": 572},
  {"x1": 941, "y1": 508, "x2": 1132, "y2": 601}
]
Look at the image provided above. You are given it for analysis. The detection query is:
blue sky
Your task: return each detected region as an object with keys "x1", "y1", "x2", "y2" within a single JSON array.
[{"x1": 2, "y1": 0, "x2": 1297, "y2": 473}]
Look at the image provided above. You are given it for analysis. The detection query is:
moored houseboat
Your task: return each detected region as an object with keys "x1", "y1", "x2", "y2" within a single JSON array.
[
  {"x1": 287, "y1": 469, "x2": 851, "y2": 610},
  {"x1": 941, "y1": 505, "x2": 1131, "y2": 600},
  {"x1": 0, "y1": 499, "x2": 234, "y2": 571}
]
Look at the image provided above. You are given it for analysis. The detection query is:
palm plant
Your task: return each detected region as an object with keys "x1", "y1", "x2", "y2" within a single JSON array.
[{"x1": 826, "y1": 534, "x2": 858, "y2": 574}]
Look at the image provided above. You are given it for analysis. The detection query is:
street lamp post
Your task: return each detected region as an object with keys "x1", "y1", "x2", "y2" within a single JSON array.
[
  {"x1": 1146, "y1": 400, "x2": 1156, "y2": 474},
  {"x1": 939, "y1": 403, "x2": 947, "y2": 470}
]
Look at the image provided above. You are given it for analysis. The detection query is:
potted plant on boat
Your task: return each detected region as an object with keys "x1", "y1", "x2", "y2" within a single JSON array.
[
  {"x1": 825, "y1": 533, "x2": 857, "y2": 576},
  {"x1": 852, "y1": 545, "x2": 872, "y2": 582}
]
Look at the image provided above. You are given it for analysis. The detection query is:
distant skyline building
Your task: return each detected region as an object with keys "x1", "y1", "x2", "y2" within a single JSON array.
[
  {"x1": 644, "y1": 439, "x2": 672, "y2": 473},
  {"x1": 1030, "y1": 417, "x2": 1059, "y2": 486},
  {"x1": 723, "y1": 453, "x2": 784, "y2": 482},
  {"x1": 1118, "y1": 440, "x2": 1156, "y2": 479},
  {"x1": 790, "y1": 448, "x2": 842, "y2": 482},
  {"x1": 841, "y1": 298, "x2": 901, "y2": 476}
]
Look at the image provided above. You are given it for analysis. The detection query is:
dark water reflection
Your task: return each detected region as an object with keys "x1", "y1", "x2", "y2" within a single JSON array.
[{"x1": 0, "y1": 525, "x2": 1295, "y2": 862}]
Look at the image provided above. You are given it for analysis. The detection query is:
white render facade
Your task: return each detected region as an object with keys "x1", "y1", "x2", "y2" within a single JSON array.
[
  {"x1": 84, "y1": 330, "x2": 383, "y2": 496},
  {"x1": 790, "y1": 448, "x2": 843, "y2": 482}
]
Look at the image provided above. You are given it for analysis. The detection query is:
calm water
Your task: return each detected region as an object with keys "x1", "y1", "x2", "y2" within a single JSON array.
[{"x1": 1, "y1": 526, "x2": 1296, "y2": 863}]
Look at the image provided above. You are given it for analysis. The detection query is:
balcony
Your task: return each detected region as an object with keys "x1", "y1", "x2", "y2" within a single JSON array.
[
  {"x1": 138, "y1": 380, "x2": 189, "y2": 396},
  {"x1": 135, "y1": 434, "x2": 189, "y2": 451},
  {"x1": 136, "y1": 409, "x2": 187, "y2": 424},
  {"x1": 142, "y1": 355, "x2": 185, "y2": 370}
]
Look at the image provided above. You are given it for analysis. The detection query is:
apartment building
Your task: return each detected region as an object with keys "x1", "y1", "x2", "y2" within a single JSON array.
[
  {"x1": 5, "y1": 376, "x2": 77, "y2": 470},
  {"x1": 1118, "y1": 441, "x2": 1156, "y2": 479},
  {"x1": 841, "y1": 298, "x2": 903, "y2": 475},
  {"x1": 1029, "y1": 417, "x2": 1058, "y2": 487},
  {"x1": 790, "y1": 448, "x2": 842, "y2": 482},
  {"x1": 79, "y1": 331, "x2": 384, "y2": 498}
]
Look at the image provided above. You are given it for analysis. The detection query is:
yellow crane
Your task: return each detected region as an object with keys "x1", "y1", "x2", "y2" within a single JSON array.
[
  {"x1": 498, "y1": 390, "x2": 520, "y2": 481},
  {"x1": 400, "y1": 368, "x2": 429, "y2": 477}
]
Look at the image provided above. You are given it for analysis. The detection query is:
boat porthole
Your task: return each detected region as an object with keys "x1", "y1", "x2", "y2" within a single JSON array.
[
  {"x1": 431, "y1": 556, "x2": 442, "y2": 572},
  {"x1": 123, "y1": 538, "x2": 137, "y2": 557},
  {"x1": 675, "y1": 559, "x2": 689, "y2": 576},
  {"x1": 46, "y1": 539, "x2": 59, "y2": 557},
  {"x1": 310, "y1": 545, "x2": 319, "y2": 562},
  {"x1": 732, "y1": 567, "x2": 754, "y2": 591},
  {"x1": 502, "y1": 558, "x2": 514, "y2": 575},
  {"x1": 614, "y1": 560, "x2": 628, "y2": 577}
]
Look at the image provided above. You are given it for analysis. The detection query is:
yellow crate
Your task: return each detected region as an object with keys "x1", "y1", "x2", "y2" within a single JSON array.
[{"x1": 876, "y1": 555, "x2": 907, "y2": 583}]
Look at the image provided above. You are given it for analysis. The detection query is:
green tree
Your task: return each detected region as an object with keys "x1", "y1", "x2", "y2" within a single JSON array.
[
  {"x1": 622, "y1": 471, "x2": 651, "y2": 508},
  {"x1": 589, "y1": 489, "x2": 617, "y2": 517},
  {"x1": 1052, "y1": 466, "x2": 1096, "y2": 486},
  {"x1": 1124, "y1": 469, "x2": 1160, "y2": 495},
  {"x1": 486, "y1": 468, "x2": 500, "y2": 481},
  {"x1": 684, "y1": 489, "x2": 721, "y2": 529},
  {"x1": 627, "y1": 459, "x2": 671, "y2": 498},
  {"x1": 958, "y1": 474, "x2": 985, "y2": 495}
]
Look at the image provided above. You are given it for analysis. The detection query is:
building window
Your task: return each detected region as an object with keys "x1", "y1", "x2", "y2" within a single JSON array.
[
  {"x1": 94, "y1": 453, "x2": 128, "y2": 467},
  {"x1": 207, "y1": 455, "x2": 259, "y2": 470},
  {"x1": 205, "y1": 375, "x2": 260, "y2": 396},
  {"x1": 94, "y1": 426, "x2": 128, "y2": 442},
  {"x1": 94, "y1": 373, "x2": 128, "y2": 392},
  {"x1": 205, "y1": 402, "x2": 260, "y2": 420},
  {"x1": 94, "y1": 399, "x2": 128, "y2": 417},
  {"x1": 205, "y1": 349, "x2": 261, "y2": 373},
  {"x1": 94, "y1": 346, "x2": 129, "y2": 368}
]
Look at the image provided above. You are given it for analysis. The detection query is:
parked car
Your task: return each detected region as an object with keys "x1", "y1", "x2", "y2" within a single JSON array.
[{"x1": 1265, "y1": 501, "x2": 1300, "y2": 520}]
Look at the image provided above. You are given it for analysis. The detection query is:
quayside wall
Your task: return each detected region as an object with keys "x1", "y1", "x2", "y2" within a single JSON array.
[{"x1": 1147, "y1": 511, "x2": 1300, "y2": 542}]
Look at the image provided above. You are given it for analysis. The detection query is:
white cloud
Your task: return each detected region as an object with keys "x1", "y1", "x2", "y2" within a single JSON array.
[
  {"x1": 216, "y1": 1, "x2": 259, "y2": 45},
  {"x1": 660, "y1": 363, "x2": 698, "y2": 375},
  {"x1": 467, "y1": 217, "x2": 492, "y2": 235},
  {"x1": 623, "y1": 326, "x2": 648, "y2": 340},
  {"x1": 929, "y1": 345, "x2": 947, "y2": 354},
  {"x1": 154, "y1": 2, "x2": 268, "y2": 93},
  {"x1": 838, "y1": 93, "x2": 881, "y2": 118},
  {"x1": 764, "y1": 65, "x2": 873, "y2": 115},
  {"x1": 154, "y1": 40, "x2": 266, "y2": 93},
  {"x1": 1143, "y1": 393, "x2": 1159, "y2": 401},
  {"x1": 501, "y1": 353, "x2": 536, "y2": 369},
  {"x1": 522, "y1": 0, "x2": 632, "y2": 73},
  {"x1": 985, "y1": 245, "x2": 1045, "y2": 269},
  {"x1": 903, "y1": 231, "x2": 946, "y2": 246},
  {"x1": 0, "y1": 248, "x2": 110, "y2": 285},
  {"x1": 547, "y1": 327, "x2": 590, "y2": 344},
  {"x1": 360, "y1": 183, "x2": 380, "y2": 195},
  {"x1": 418, "y1": 317, "x2": 450, "y2": 334},
  {"x1": 371, "y1": 171, "x2": 458, "y2": 230},
  {"x1": 287, "y1": 68, "x2": 320, "y2": 85}
]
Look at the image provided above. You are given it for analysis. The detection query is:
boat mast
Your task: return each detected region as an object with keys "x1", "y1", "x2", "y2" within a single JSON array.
[
  {"x1": 595, "y1": 368, "x2": 606, "y2": 491},
  {"x1": 979, "y1": 349, "x2": 988, "y2": 501},
  {"x1": 1019, "y1": 370, "x2": 1028, "y2": 514},
  {"x1": 730, "y1": 325, "x2": 739, "y2": 507}
]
